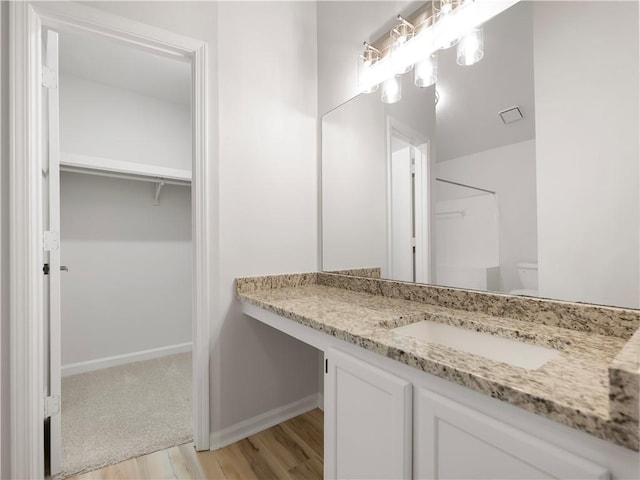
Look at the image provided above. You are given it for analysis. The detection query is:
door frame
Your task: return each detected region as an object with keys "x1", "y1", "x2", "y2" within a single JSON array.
[
  {"x1": 385, "y1": 116, "x2": 432, "y2": 284},
  {"x1": 9, "y1": 3, "x2": 212, "y2": 478}
]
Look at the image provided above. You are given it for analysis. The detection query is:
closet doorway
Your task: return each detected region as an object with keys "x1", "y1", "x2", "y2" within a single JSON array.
[
  {"x1": 48, "y1": 27, "x2": 194, "y2": 477},
  {"x1": 19, "y1": 7, "x2": 211, "y2": 477},
  {"x1": 10, "y1": 4, "x2": 210, "y2": 478}
]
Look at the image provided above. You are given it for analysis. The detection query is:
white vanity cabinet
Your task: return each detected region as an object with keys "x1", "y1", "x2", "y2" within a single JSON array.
[
  {"x1": 324, "y1": 347, "x2": 413, "y2": 480},
  {"x1": 241, "y1": 303, "x2": 637, "y2": 480},
  {"x1": 323, "y1": 347, "x2": 610, "y2": 480},
  {"x1": 414, "y1": 388, "x2": 610, "y2": 480}
]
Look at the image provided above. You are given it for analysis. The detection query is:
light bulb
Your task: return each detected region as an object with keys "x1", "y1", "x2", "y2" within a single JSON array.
[
  {"x1": 433, "y1": 11, "x2": 461, "y2": 50},
  {"x1": 381, "y1": 76, "x2": 401, "y2": 104},
  {"x1": 361, "y1": 59, "x2": 379, "y2": 93},
  {"x1": 457, "y1": 28, "x2": 484, "y2": 66},
  {"x1": 414, "y1": 53, "x2": 438, "y2": 87},
  {"x1": 390, "y1": 18, "x2": 414, "y2": 75},
  {"x1": 358, "y1": 53, "x2": 380, "y2": 93},
  {"x1": 391, "y1": 39, "x2": 413, "y2": 75}
]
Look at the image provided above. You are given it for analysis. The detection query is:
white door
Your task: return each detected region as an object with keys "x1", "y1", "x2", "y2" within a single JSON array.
[
  {"x1": 42, "y1": 28, "x2": 62, "y2": 477},
  {"x1": 389, "y1": 135, "x2": 431, "y2": 285},
  {"x1": 324, "y1": 348, "x2": 412, "y2": 480},
  {"x1": 390, "y1": 145, "x2": 415, "y2": 282},
  {"x1": 412, "y1": 145, "x2": 430, "y2": 284},
  {"x1": 414, "y1": 388, "x2": 609, "y2": 480}
]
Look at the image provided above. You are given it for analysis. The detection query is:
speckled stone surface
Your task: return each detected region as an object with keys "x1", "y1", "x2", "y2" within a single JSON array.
[
  {"x1": 236, "y1": 272, "x2": 640, "y2": 451},
  {"x1": 317, "y1": 273, "x2": 640, "y2": 339},
  {"x1": 236, "y1": 272, "x2": 317, "y2": 293},
  {"x1": 326, "y1": 267, "x2": 382, "y2": 278}
]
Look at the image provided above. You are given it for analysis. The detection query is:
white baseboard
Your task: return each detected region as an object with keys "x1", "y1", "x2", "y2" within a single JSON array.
[
  {"x1": 61, "y1": 342, "x2": 193, "y2": 377},
  {"x1": 210, "y1": 393, "x2": 322, "y2": 450},
  {"x1": 318, "y1": 393, "x2": 324, "y2": 411}
]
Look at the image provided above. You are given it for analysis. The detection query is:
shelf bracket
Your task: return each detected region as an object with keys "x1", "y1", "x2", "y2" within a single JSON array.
[{"x1": 153, "y1": 179, "x2": 165, "y2": 206}]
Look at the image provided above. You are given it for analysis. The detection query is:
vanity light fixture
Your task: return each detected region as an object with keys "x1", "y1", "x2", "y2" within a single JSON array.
[{"x1": 357, "y1": 0, "x2": 518, "y2": 101}]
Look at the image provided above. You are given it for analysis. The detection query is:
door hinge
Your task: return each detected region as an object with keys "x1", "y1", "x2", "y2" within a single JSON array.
[
  {"x1": 44, "y1": 395, "x2": 60, "y2": 418},
  {"x1": 325, "y1": 359, "x2": 328, "y2": 374},
  {"x1": 44, "y1": 231, "x2": 59, "y2": 251},
  {"x1": 42, "y1": 66, "x2": 58, "y2": 89}
]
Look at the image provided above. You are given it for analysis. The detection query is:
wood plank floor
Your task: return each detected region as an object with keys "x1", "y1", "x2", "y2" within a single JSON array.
[{"x1": 67, "y1": 409, "x2": 323, "y2": 480}]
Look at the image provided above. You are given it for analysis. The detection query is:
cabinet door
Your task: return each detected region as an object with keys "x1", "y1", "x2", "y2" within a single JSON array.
[
  {"x1": 324, "y1": 348, "x2": 412, "y2": 480},
  {"x1": 414, "y1": 388, "x2": 609, "y2": 480}
]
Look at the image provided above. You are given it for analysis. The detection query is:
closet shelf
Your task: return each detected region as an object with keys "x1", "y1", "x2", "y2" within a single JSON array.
[{"x1": 60, "y1": 152, "x2": 192, "y2": 185}]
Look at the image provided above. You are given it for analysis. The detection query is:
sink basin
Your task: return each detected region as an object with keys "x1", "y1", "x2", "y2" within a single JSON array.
[{"x1": 391, "y1": 320, "x2": 560, "y2": 370}]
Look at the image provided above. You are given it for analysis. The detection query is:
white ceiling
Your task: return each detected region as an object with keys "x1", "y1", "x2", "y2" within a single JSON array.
[
  {"x1": 435, "y1": 1, "x2": 536, "y2": 162},
  {"x1": 59, "y1": 30, "x2": 191, "y2": 107}
]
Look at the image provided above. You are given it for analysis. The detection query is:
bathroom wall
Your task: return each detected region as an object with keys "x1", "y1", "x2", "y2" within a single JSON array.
[
  {"x1": 533, "y1": 1, "x2": 640, "y2": 308},
  {"x1": 216, "y1": 1, "x2": 321, "y2": 432},
  {"x1": 90, "y1": 0, "x2": 321, "y2": 440},
  {"x1": 0, "y1": 2, "x2": 9, "y2": 477},
  {"x1": 59, "y1": 173, "x2": 192, "y2": 368},
  {"x1": 60, "y1": 73, "x2": 192, "y2": 171},
  {"x1": 436, "y1": 139, "x2": 537, "y2": 293}
]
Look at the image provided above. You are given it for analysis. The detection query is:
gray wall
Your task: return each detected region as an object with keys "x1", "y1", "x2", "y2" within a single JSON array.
[
  {"x1": 534, "y1": 1, "x2": 640, "y2": 308},
  {"x1": 60, "y1": 173, "x2": 192, "y2": 366},
  {"x1": 216, "y1": 1, "x2": 320, "y2": 431},
  {"x1": 1, "y1": 2, "x2": 9, "y2": 477}
]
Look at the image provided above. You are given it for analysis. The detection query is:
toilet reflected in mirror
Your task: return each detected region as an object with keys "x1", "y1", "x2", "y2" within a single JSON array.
[{"x1": 509, "y1": 262, "x2": 538, "y2": 297}]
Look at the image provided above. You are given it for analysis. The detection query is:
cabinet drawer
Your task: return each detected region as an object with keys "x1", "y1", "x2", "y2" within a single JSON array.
[{"x1": 414, "y1": 388, "x2": 609, "y2": 480}]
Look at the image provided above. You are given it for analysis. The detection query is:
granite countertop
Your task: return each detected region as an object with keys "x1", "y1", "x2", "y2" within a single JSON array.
[{"x1": 236, "y1": 272, "x2": 640, "y2": 451}]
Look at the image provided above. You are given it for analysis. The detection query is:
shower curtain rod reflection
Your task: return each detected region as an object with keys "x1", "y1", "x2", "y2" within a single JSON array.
[{"x1": 435, "y1": 178, "x2": 496, "y2": 195}]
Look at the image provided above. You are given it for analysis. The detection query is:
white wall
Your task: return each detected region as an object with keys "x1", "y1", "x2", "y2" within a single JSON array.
[
  {"x1": 533, "y1": 1, "x2": 639, "y2": 308},
  {"x1": 59, "y1": 73, "x2": 191, "y2": 171},
  {"x1": 0, "y1": 2, "x2": 9, "y2": 477},
  {"x1": 60, "y1": 172, "x2": 192, "y2": 366},
  {"x1": 217, "y1": 1, "x2": 320, "y2": 431},
  {"x1": 436, "y1": 140, "x2": 537, "y2": 293}
]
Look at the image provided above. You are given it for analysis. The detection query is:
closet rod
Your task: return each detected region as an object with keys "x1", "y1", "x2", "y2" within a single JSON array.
[{"x1": 60, "y1": 166, "x2": 191, "y2": 187}]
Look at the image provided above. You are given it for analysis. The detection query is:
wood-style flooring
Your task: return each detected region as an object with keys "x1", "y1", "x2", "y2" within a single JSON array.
[{"x1": 66, "y1": 409, "x2": 323, "y2": 480}]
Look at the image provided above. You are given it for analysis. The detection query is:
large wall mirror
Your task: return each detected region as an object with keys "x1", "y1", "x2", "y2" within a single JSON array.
[{"x1": 321, "y1": 0, "x2": 640, "y2": 309}]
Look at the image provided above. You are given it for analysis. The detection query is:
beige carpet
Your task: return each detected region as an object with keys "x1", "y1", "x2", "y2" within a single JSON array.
[{"x1": 61, "y1": 352, "x2": 192, "y2": 478}]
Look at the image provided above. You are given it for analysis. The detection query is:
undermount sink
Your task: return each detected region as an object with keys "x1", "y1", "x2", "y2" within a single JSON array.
[{"x1": 391, "y1": 321, "x2": 560, "y2": 370}]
